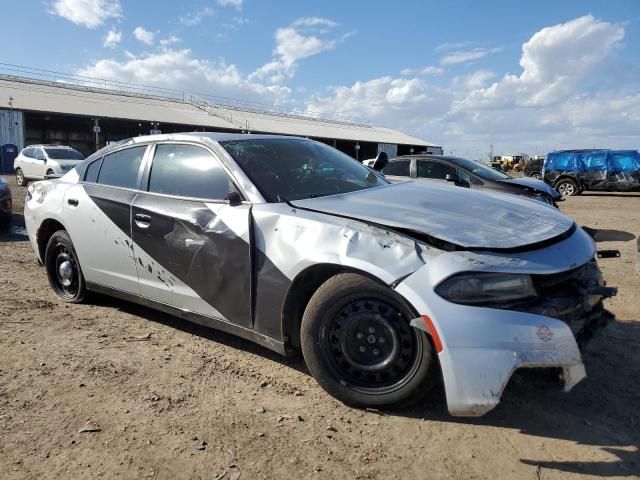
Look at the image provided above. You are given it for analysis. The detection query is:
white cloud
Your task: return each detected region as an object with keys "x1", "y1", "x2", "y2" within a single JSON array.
[
  {"x1": 160, "y1": 36, "x2": 180, "y2": 47},
  {"x1": 250, "y1": 17, "x2": 348, "y2": 84},
  {"x1": 440, "y1": 47, "x2": 501, "y2": 65},
  {"x1": 179, "y1": 6, "x2": 215, "y2": 26},
  {"x1": 76, "y1": 48, "x2": 292, "y2": 106},
  {"x1": 401, "y1": 65, "x2": 444, "y2": 76},
  {"x1": 457, "y1": 15, "x2": 624, "y2": 109},
  {"x1": 305, "y1": 15, "x2": 636, "y2": 154},
  {"x1": 50, "y1": 0, "x2": 121, "y2": 29},
  {"x1": 217, "y1": 0, "x2": 242, "y2": 9},
  {"x1": 292, "y1": 17, "x2": 338, "y2": 28},
  {"x1": 103, "y1": 29, "x2": 122, "y2": 48},
  {"x1": 133, "y1": 27, "x2": 155, "y2": 46}
]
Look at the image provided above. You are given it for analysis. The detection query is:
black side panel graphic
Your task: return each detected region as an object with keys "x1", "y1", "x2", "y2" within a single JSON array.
[
  {"x1": 131, "y1": 194, "x2": 252, "y2": 327},
  {"x1": 83, "y1": 184, "x2": 138, "y2": 237},
  {"x1": 252, "y1": 248, "x2": 292, "y2": 340}
]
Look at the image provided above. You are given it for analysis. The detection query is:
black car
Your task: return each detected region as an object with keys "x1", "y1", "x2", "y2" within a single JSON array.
[
  {"x1": 382, "y1": 155, "x2": 560, "y2": 205},
  {"x1": 0, "y1": 176, "x2": 12, "y2": 229},
  {"x1": 543, "y1": 149, "x2": 640, "y2": 196},
  {"x1": 524, "y1": 157, "x2": 544, "y2": 179}
]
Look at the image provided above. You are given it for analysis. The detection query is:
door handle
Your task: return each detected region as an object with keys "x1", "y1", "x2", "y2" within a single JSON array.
[
  {"x1": 67, "y1": 198, "x2": 79, "y2": 206},
  {"x1": 134, "y1": 213, "x2": 151, "y2": 229}
]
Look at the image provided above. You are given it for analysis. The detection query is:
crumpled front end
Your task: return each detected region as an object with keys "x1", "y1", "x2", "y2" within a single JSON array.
[{"x1": 395, "y1": 226, "x2": 616, "y2": 416}]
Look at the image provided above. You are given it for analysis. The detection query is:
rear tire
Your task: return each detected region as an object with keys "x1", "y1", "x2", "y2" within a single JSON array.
[
  {"x1": 530, "y1": 172, "x2": 542, "y2": 180},
  {"x1": 555, "y1": 178, "x2": 580, "y2": 197},
  {"x1": 15, "y1": 168, "x2": 27, "y2": 186},
  {"x1": 44, "y1": 230, "x2": 87, "y2": 303},
  {"x1": 301, "y1": 273, "x2": 436, "y2": 409}
]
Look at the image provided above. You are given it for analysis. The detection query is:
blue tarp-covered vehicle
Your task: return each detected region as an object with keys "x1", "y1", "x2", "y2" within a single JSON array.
[{"x1": 543, "y1": 149, "x2": 640, "y2": 196}]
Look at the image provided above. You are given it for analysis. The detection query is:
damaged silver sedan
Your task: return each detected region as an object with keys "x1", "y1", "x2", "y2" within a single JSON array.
[{"x1": 24, "y1": 133, "x2": 616, "y2": 416}]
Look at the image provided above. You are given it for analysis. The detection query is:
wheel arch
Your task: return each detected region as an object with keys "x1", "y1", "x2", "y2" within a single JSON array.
[
  {"x1": 37, "y1": 218, "x2": 67, "y2": 262},
  {"x1": 281, "y1": 263, "x2": 419, "y2": 354},
  {"x1": 281, "y1": 264, "x2": 386, "y2": 352},
  {"x1": 554, "y1": 174, "x2": 582, "y2": 190}
]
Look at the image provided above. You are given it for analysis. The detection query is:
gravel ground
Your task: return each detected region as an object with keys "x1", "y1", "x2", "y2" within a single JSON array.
[{"x1": 0, "y1": 174, "x2": 638, "y2": 479}]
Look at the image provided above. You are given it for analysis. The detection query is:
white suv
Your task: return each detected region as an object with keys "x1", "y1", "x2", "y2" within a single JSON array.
[{"x1": 14, "y1": 145, "x2": 85, "y2": 186}]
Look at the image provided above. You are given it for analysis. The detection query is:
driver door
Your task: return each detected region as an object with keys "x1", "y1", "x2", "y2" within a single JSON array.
[{"x1": 131, "y1": 143, "x2": 253, "y2": 327}]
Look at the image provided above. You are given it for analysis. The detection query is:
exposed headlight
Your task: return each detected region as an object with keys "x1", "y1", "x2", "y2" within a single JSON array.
[{"x1": 435, "y1": 272, "x2": 538, "y2": 305}]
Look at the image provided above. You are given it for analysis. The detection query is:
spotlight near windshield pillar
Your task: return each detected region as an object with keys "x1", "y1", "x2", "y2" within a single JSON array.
[
  {"x1": 410, "y1": 147, "x2": 415, "y2": 154},
  {"x1": 355, "y1": 142, "x2": 360, "y2": 161}
]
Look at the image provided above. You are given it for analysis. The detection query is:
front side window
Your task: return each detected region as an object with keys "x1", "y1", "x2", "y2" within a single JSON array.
[
  {"x1": 97, "y1": 146, "x2": 146, "y2": 189},
  {"x1": 23, "y1": 147, "x2": 35, "y2": 158},
  {"x1": 416, "y1": 160, "x2": 456, "y2": 179},
  {"x1": 34, "y1": 148, "x2": 46, "y2": 161},
  {"x1": 148, "y1": 144, "x2": 237, "y2": 200},
  {"x1": 222, "y1": 138, "x2": 388, "y2": 202},
  {"x1": 382, "y1": 160, "x2": 411, "y2": 177}
]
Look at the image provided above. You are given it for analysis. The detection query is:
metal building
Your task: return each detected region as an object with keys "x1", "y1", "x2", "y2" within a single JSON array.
[{"x1": 0, "y1": 64, "x2": 442, "y2": 169}]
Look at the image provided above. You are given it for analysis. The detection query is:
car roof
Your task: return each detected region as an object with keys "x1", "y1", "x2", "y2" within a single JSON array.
[{"x1": 389, "y1": 155, "x2": 467, "y2": 163}]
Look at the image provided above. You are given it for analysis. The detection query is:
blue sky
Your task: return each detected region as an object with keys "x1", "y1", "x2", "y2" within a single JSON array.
[{"x1": 2, "y1": 0, "x2": 639, "y2": 157}]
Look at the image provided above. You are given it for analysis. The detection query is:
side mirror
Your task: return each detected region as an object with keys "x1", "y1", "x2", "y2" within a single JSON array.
[
  {"x1": 372, "y1": 152, "x2": 389, "y2": 172},
  {"x1": 225, "y1": 191, "x2": 243, "y2": 207},
  {"x1": 445, "y1": 173, "x2": 459, "y2": 183}
]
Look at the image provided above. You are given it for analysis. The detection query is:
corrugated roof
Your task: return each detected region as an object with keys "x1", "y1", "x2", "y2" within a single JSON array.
[{"x1": 0, "y1": 76, "x2": 438, "y2": 147}]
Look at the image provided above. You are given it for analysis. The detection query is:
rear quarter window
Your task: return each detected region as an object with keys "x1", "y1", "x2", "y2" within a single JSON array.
[{"x1": 84, "y1": 159, "x2": 102, "y2": 183}]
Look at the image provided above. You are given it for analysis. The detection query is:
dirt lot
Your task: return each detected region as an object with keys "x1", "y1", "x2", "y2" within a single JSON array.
[{"x1": 1, "y1": 174, "x2": 638, "y2": 480}]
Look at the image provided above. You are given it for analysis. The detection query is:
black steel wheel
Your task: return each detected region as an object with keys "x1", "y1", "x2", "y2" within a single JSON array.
[
  {"x1": 301, "y1": 273, "x2": 436, "y2": 409},
  {"x1": 45, "y1": 230, "x2": 87, "y2": 303}
]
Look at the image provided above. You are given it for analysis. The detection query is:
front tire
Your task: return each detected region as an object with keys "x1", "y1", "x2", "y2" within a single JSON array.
[
  {"x1": 15, "y1": 168, "x2": 27, "y2": 186},
  {"x1": 555, "y1": 178, "x2": 580, "y2": 197},
  {"x1": 301, "y1": 273, "x2": 436, "y2": 409},
  {"x1": 44, "y1": 230, "x2": 87, "y2": 303}
]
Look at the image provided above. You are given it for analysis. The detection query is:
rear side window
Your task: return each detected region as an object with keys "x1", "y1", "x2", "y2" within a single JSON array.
[
  {"x1": 84, "y1": 159, "x2": 102, "y2": 183},
  {"x1": 383, "y1": 160, "x2": 411, "y2": 177},
  {"x1": 97, "y1": 146, "x2": 146, "y2": 189},
  {"x1": 416, "y1": 160, "x2": 457, "y2": 179},
  {"x1": 608, "y1": 152, "x2": 640, "y2": 172},
  {"x1": 148, "y1": 144, "x2": 237, "y2": 200}
]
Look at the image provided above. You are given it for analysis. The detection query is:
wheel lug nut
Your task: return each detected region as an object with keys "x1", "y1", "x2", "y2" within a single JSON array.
[
  {"x1": 368, "y1": 327, "x2": 375, "y2": 333},
  {"x1": 378, "y1": 337, "x2": 385, "y2": 344},
  {"x1": 356, "y1": 332, "x2": 364, "y2": 340},
  {"x1": 373, "y1": 349, "x2": 380, "y2": 356},
  {"x1": 359, "y1": 346, "x2": 366, "y2": 353}
]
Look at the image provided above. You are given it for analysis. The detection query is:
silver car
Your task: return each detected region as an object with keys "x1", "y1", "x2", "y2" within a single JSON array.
[
  {"x1": 24, "y1": 133, "x2": 615, "y2": 416},
  {"x1": 14, "y1": 145, "x2": 85, "y2": 186}
]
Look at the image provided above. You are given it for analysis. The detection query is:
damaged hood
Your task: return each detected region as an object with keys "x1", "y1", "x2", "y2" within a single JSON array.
[
  {"x1": 290, "y1": 182, "x2": 575, "y2": 250},
  {"x1": 497, "y1": 177, "x2": 560, "y2": 198}
]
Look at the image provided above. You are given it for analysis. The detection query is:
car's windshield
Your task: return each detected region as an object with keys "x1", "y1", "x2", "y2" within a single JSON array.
[
  {"x1": 450, "y1": 157, "x2": 511, "y2": 180},
  {"x1": 45, "y1": 148, "x2": 85, "y2": 160},
  {"x1": 221, "y1": 138, "x2": 389, "y2": 202}
]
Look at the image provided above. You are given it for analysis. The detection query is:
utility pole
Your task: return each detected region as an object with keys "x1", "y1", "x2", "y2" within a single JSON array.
[
  {"x1": 93, "y1": 118, "x2": 101, "y2": 152},
  {"x1": 488, "y1": 143, "x2": 494, "y2": 162}
]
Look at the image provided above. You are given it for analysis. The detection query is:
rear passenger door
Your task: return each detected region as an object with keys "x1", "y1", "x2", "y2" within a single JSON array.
[
  {"x1": 64, "y1": 145, "x2": 149, "y2": 294},
  {"x1": 131, "y1": 143, "x2": 253, "y2": 327}
]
